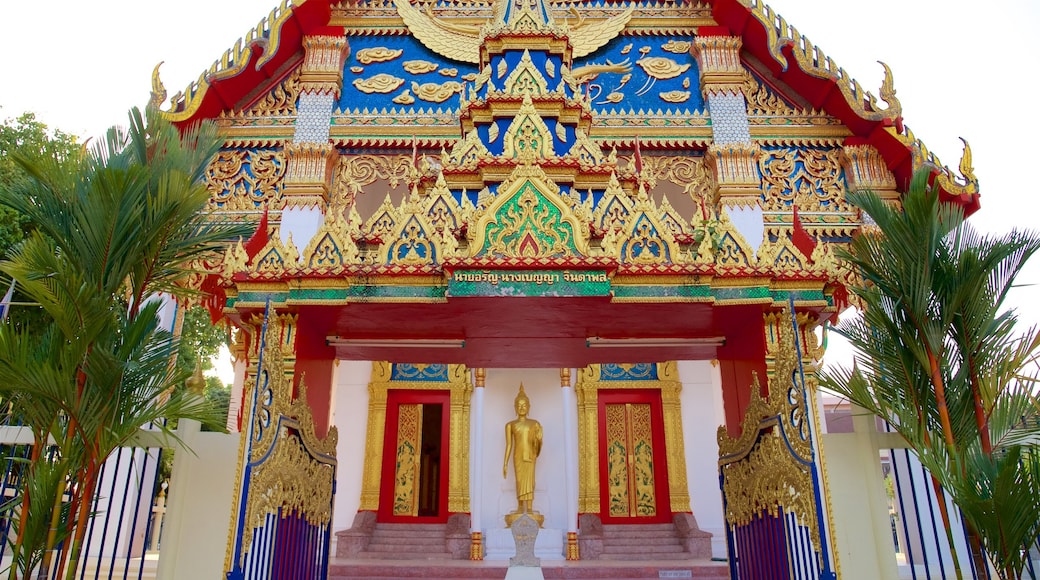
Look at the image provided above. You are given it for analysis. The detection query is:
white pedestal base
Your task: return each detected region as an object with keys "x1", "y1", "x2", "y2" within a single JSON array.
[
  {"x1": 505, "y1": 567, "x2": 545, "y2": 580},
  {"x1": 485, "y1": 528, "x2": 564, "y2": 561}
]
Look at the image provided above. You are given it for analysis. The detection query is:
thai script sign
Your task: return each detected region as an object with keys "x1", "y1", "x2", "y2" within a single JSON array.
[{"x1": 448, "y1": 270, "x2": 610, "y2": 297}]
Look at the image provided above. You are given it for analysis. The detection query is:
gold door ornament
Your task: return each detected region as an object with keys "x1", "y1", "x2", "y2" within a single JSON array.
[
  {"x1": 605, "y1": 402, "x2": 658, "y2": 518},
  {"x1": 392, "y1": 403, "x2": 422, "y2": 516}
]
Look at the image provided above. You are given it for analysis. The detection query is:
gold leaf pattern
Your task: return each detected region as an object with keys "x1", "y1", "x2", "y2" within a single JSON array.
[
  {"x1": 637, "y1": 57, "x2": 691, "y2": 80},
  {"x1": 353, "y1": 73, "x2": 406, "y2": 94},
  {"x1": 403, "y1": 60, "x2": 439, "y2": 74},
  {"x1": 545, "y1": 59, "x2": 556, "y2": 79},
  {"x1": 661, "y1": 40, "x2": 692, "y2": 54},
  {"x1": 659, "y1": 90, "x2": 690, "y2": 103},
  {"x1": 356, "y1": 47, "x2": 404, "y2": 64},
  {"x1": 411, "y1": 80, "x2": 464, "y2": 103},
  {"x1": 392, "y1": 90, "x2": 416, "y2": 105}
]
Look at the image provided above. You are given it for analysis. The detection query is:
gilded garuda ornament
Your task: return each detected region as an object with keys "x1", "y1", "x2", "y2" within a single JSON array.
[{"x1": 393, "y1": 0, "x2": 634, "y2": 64}]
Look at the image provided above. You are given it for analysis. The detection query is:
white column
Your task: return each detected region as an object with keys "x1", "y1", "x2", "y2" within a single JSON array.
[
  {"x1": 469, "y1": 368, "x2": 486, "y2": 559},
  {"x1": 560, "y1": 368, "x2": 579, "y2": 560}
]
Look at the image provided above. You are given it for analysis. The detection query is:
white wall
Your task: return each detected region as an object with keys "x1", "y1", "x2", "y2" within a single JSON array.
[
  {"x1": 330, "y1": 360, "x2": 372, "y2": 542},
  {"x1": 677, "y1": 360, "x2": 728, "y2": 558},
  {"x1": 480, "y1": 369, "x2": 567, "y2": 534}
]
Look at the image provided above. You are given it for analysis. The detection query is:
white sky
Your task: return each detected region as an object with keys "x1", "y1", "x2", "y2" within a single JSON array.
[{"x1": 2, "y1": 0, "x2": 1038, "y2": 379}]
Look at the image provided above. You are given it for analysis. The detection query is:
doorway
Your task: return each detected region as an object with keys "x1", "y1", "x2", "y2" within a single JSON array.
[
  {"x1": 597, "y1": 389, "x2": 671, "y2": 523},
  {"x1": 379, "y1": 390, "x2": 450, "y2": 522}
]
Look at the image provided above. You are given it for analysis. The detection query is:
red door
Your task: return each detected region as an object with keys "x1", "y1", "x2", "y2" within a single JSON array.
[
  {"x1": 379, "y1": 390, "x2": 451, "y2": 522},
  {"x1": 597, "y1": 389, "x2": 671, "y2": 523}
]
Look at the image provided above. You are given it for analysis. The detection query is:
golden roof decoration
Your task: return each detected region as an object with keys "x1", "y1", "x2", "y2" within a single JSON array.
[{"x1": 391, "y1": 0, "x2": 634, "y2": 65}]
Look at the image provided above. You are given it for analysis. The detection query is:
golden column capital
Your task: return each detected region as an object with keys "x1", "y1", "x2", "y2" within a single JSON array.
[
  {"x1": 559, "y1": 367, "x2": 571, "y2": 387},
  {"x1": 300, "y1": 35, "x2": 350, "y2": 98},
  {"x1": 474, "y1": 367, "x2": 486, "y2": 388},
  {"x1": 282, "y1": 141, "x2": 338, "y2": 208},
  {"x1": 704, "y1": 142, "x2": 763, "y2": 208},
  {"x1": 840, "y1": 142, "x2": 900, "y2": 204},
  {"x1": 692, "y1": 35, "x2": 745, "y2": 96}
]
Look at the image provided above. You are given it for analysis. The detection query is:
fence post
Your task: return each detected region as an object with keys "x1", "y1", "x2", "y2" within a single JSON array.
[{"x1": 155, "y1": 419, "x2": 200, "y2": 579}]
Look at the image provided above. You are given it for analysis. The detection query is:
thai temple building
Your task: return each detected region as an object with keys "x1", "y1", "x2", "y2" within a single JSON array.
[{"x1": 152, "y1": 0, "x2": 980, "y2": 577}]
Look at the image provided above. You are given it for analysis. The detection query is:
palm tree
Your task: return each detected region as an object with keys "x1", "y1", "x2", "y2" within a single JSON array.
[
  {"x1": 0, "y1": 106, "x2": 251, "y2": 578},
  {"x1": 821, "y1": 170, "x2": 1040, "y2": 579}
]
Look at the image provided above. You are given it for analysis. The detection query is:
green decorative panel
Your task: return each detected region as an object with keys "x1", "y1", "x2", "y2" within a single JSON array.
[{"x1": 448, "y1": 270, "x2": 610, "y2": 297}]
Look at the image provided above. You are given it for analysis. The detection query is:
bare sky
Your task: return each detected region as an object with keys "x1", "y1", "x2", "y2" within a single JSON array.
[{"x1": 2, "y1": 0, "x2": 1038, "y2": 372}]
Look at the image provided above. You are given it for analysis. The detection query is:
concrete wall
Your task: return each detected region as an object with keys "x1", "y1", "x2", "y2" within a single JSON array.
[
  {"x1": 330, "y1": 359, "x2": 371, "y2": 550},
  {"x1": 821, "y1": 411, "x2": 899, "y2": 580},
  {"x1": 677, "y1": 360, "x2": 727, "y2": 558},
  {"x1": 157, "y1": 420, "x2": 239, "y2": 580}
]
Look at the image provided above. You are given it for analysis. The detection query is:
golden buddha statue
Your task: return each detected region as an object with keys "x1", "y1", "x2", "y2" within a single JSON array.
[{"x1": 503, "y1": 384, "x2": 544, "y2": 527}]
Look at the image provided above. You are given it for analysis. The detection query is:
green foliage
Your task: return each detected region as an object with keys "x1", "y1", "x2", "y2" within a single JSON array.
[
  {"x1": 0, "y1": 113, "x2": 81, "y2": 334},
  {"x1": 821, "y1": 170, "x2": 1040, "y2": 579},
  {"x1": 178, "y1": 305, "x2": 228, "y2": 376},
  {"x1": 0, "y1": 106, "x2": 251, "y2": 578}
]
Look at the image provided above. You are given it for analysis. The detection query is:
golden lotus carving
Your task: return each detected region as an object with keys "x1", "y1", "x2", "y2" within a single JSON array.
[
  {"x1": 659, "y1": 90, "x2": 690, "y2": 103},
  {"x1": 354, "y1": 74, "x2": 406, "y2": 94},
  {"x1": 637, "y1": 57, "x2": 690, "y2": 80},
  {"x1": 662, "y1": 40, "x2": 691, "y2": 54},
  {"x1": 403, "y1": 60, "x2": 439, "y2": 74},
  {"x1": 356, "y1": 47, "x2": 404, "y2": 64},
  {"x1": 393, "y1": 90, "x2": 416, "y2": 104},
  {"x1": 411, "y1": 80, "x2": 463, "y2": 103}
]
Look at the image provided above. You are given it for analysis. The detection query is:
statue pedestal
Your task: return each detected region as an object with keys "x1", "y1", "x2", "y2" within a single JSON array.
[
  {"x1": 505, "y1": 567, "x2": 545, "y2": 580},
  {"x1": 503, "y1": 514, "x2": 545, "y2": 580},
  {"x1": 485, "y1": 528, "x2": 563, "y2": 561}
]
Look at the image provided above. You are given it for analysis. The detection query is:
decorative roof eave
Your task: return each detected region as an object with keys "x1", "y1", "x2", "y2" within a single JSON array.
[
  {"x1": 161, "y1": 0, "x2": 338, "y2": 126},
  {"x1": 710, "y1": 0, "x2": 980, "y2": 215}
]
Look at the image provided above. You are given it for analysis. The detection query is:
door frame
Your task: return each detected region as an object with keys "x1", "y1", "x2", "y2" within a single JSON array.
[
  {"x1": 378, "y1": 389, "x2": 452, "y2": 522},
  {"x1": 575, "y1": 362, "x2": 692, "y2": 518},
  {"x1": 597, "y1": 389, "x2": 672, "y2": 523}
]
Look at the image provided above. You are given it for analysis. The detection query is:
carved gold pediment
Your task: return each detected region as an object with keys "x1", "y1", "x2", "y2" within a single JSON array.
[{"x1": 469, "y1": 162, "x2": 590, "y2": 259}]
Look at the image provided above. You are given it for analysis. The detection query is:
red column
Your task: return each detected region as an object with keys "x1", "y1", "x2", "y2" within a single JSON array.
[
  {"x1": 294, "y1": 308, "x2": 338, "y2": 438},
  {"x1": 716, "y1": 308, "x2": 768, "y2": 438}
]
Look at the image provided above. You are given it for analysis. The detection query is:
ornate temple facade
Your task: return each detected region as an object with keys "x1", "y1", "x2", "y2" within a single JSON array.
[{"x1": 156, "y1": 0, "x2": 979, "y2": 577}]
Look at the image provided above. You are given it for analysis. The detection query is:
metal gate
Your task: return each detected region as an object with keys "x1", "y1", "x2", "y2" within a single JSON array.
[
  {"x1": 717, "y1": 311, "x2": 836, "y2": 580},
  {"x1": 225, "y1": 309, "x2": 337, "y2": 580}
]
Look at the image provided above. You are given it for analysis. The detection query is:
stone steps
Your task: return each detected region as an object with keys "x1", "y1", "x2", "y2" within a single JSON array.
[
  {"x1": 355, "y1": 522, "x2": 452, "y2": 560},
  {"x1": 328, "y1": 560, "x2": 730, "y2": 579},
  {"x1": 599, "y1": 523, "x2": 691, "y2": 561}
]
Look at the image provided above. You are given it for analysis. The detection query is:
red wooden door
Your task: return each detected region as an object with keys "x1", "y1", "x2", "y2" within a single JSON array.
[{"x1": 597, "y1": 389, "x2": 671, "y2": 523}]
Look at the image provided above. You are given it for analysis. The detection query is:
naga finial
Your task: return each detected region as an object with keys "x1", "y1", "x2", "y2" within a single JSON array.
[
  {"x1": 150, "y1": 61, "x2": 167, "y2": 111},
  {"x1": 958, "y1": 137, "x2": 976, "y2": 185},
  {"x1": 877, "y1": 61, "x2": 901, "y2": 118}
]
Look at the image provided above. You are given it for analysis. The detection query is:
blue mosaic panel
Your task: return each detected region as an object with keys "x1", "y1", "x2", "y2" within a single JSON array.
[
  {"x1": 391, "y1": 364, "x2": 450, "y2": 382},
  {"x1": 339, "y1": 35, "x2": 478, "y2": 112},
  {"x1": 583, "y1": 36, "x2": 703, "y2": 114},
  {"x1": 600, "y1": 363, "x2": 659, "y2": 381}
]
